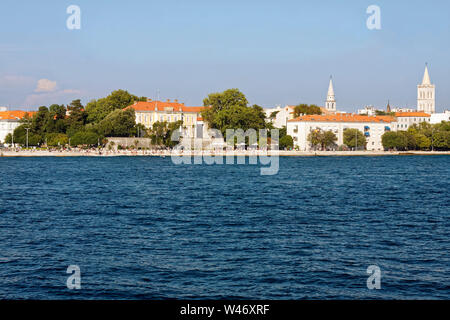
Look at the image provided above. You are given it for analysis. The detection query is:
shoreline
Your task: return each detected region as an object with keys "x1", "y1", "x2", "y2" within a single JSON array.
[{"x1": 1, "y1": 150, "x2": 450, "y2": 158}]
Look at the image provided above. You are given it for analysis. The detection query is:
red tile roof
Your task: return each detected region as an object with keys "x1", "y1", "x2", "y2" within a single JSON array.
[
  {"x1": 395, "y1": 112, "x2": 431, "y2": 117},
  {"x1": 288, "y1": 114, "x2": 395, "y2": 123},
  {"x1": 0, "y1": 110, "x2": 36, "y2": 121},
  {"x1": 126, "y1": 100, "x2": 207, "y2": 113}
]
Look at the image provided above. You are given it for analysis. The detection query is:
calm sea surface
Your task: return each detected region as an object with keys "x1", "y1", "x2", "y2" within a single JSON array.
[{"x1": 0, "y1": 156, "x2": 449, "y2": 299}]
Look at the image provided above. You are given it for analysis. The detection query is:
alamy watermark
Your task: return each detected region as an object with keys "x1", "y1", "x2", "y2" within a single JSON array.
[
  {"x1": 366, "y1": 5, "x2": 381, "y2": 30},
  {"x1": 170, "y1": 128, "x2": 280, "y2": 176},
  {"x1": 65, "y1": 5, "x2": 381, "y2": 31},
  {"x1": 66, "y1": 265, "x2": 81, "y2": 289},
  {"x1": 367, "y1": 265, "x2": 381, "y2": 290},
  {"x1": 66, "y1": 5, "x2": 81, "y2": 30}
]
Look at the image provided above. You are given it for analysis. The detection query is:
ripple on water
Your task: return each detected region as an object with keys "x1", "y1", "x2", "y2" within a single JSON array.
[{"x1": 0, "y1": 156, "x2": 449, "y2": 299}]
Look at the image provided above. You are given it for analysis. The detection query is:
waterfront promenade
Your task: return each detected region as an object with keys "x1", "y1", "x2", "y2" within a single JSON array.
[{"x1": 1, "y1": 149, "x2": 450, "y2": 157}]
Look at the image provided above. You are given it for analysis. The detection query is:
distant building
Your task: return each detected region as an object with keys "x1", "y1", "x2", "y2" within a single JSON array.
[
  {"x1": 417, "y1": 64, "x2": 436, "y2": 114},
  {"x1": 0, "y1": 110, "x2": 35, "y2": 144},
  {"x1": 395, "y1": 112, "x2": 431, "y2": 130},
  {"x1": 430, "y1": 110, "x2": 450, "y2": 124},
  {"x1": 264, "y1": 105, "x2": 295, "y2": 128},
  {"x1": 287, "y1": 114, "x2": 395, "y2": 151},
  {"x1": 391, "y1": 107, "x2": 415, "y2": 113},
  {"x1": 126, "y1": 99, "x2": 208, "y2": 139},
  {"x1": 358, "y1": 106, "x2": 379, "y2": 116}
]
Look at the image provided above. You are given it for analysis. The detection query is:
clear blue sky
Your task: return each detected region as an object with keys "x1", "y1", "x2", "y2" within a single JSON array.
[{"x1": 1, "y1": 0, "x2": 449, "y2": 112}]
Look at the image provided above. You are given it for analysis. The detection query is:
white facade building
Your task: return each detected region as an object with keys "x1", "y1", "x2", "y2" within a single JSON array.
[
  {"x1": 430, "y1": 111, "x2": 450, "y2": 124},
  {"x1": 126, "y1": 99, "x2": 208, "y2": 139},
  {"x1": 357, "y1": 106, "x2": 384, "y2": 116},
  {"x1": 0, "y1": 110, "x2": 34, "y2": 144},
  {"x1": 395, "y1": 112, "x2": 431, "y2": 130},
  {"x1": 264, "y1": 105, "x2": 295, "y2": 128},
  {"x1": 391, "y1": 107, "x2": 415, "y2": 113},
  {"x1": 0, "y1": 120, "x2": 20, "y2": 144},
  {"x1": 287, "y1": 114, "x2": 395, "y2": 151},
  {"x1": 417, "y1": 65, "x2": 436, "y2": 114}
]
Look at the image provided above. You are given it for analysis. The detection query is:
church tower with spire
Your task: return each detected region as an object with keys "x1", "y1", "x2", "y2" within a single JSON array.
[
  {"x1": 325, "y1": 76, "x2": 336, "y2": 112},
  {"x1": 417, "y1": 64, "x2": 435, "y2": 114}
]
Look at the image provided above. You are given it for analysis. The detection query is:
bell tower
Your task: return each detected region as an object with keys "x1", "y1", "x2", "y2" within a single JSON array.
[
  {"x1": 325, "y1": 76, "x2": 336, "y2": 112},
  {"x1": 417, "y1": 64, "x2": 435, "y2": 114}
]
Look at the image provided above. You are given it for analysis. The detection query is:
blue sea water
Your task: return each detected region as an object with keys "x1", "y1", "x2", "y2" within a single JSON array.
[{"x1": 0, "y1": 156, "x2": 449, "y2": 300}]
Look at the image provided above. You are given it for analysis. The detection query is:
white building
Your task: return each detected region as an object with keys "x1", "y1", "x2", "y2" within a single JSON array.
[
  {"x1": 325, "y1": 76, "x2": 337, "y2": 112},
  {"x1": 430, "y1": 110, "x2": 450, "y2": 124},
  {"x1": 395, "y1": 112, "x2": 431, "y2": 130},
  {"x1": 391, "y1": 107, "x2": 415, "y2": 113},
  {"x1": 287, "y1": 114, "x2": 395, "y2": 151},
  {"x1": 357, "y1": 106, "x2": 383, "y2": 116},
  {"x1": 126, "y1": 99, "x2": 208, "y2": 139},
  {"x1": 0, "y1": 110, "x2": 34, "y2": 144},
  {"x1": 264, "y1": 105, "x2": 295, "y2": 128},
  {"x1": 417, "y1": 64, "x2": 436, "y2": 114}
]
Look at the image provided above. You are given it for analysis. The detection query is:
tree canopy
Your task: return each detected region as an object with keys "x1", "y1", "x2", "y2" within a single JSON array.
[
  {"x1": 343, "y1": 128, "x2": 367, "y2": 149},
  {"x1": 8, "y1": 90, "x2": 145, "y2": 148},
  {"x1": 96, "y1": 108, "x2": 136, "y2": 137},
  {"x1": 382, "y1": 121, "x2": 450, "y2": 151},
  {"x1": 307, "y1": 129, "x2": 337, "y2": 150},
  {"x1": 149, "y1": 120, "x2": 183, "y2": 148},
  {"x1": 85, "y1": 90, "x2": 145, "y2": 124},
  {"x1": 293, "y1": 104, "x2": 322, "y2": 117},
  {"x1": 201, "y1": 89, "x2": 267, "y2": 135}
]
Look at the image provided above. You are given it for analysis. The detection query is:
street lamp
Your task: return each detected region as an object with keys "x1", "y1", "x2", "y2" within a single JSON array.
[
  {"x1": 25, "y1": 127, "x2": 30, "y2": 149},
  {"x1": 180, "y1": 111, "x2": 184, "y2": 137}
]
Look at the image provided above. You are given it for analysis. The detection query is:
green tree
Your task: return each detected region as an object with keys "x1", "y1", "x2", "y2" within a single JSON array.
[
  {"x1": 399, "y1": 131, "x2": 417, "y2": 150},
  {"x1": 4, "y1": 133, "x2": 13, "y2": 144},
  {"x1": 343, "y1": 128, "x2": 367, "y2": 149},
  {"x1": 201, "y1": 89, "x2": 267, "y2": 136},
  {"x1": 31, "y1": 106, "x2": 50, "y2": 135},
  {"x1": 70, "y1": 131, "x2": 101, "y2": 147},
  {"x1": 381, "y1": 131, "x2": 416, "y2": 151},
  {"x1": 293, "y1": 104, "x2": 322, "y2": 117},
  {"x1": 27, "y1": 133, "x2": 42, "y2": 147},
  {"x1": 86, "y1": 90, "x2": 142, "y2": 124},
  {"x1": 49, "y1": 104, "x2": 66, "y2": 120},
  {"x1": 96, "y1": 108, "x2": 136, "y2": 137},
  {"x1": 432, "y1": 131, "x2": 450, "y2": 150},
  {"x1": 11, "y1": 125, "x2": 28, "y2": 145},
  {"x1": 414, "y1": 133, "x2": 431, "y2": 150},
  {"x1": 307, "y1": 129, "x2": 322, "y2": 149},
  {"x1": 46, "y1": 133, "x2": 69, "y2": 146},
  {"x1": 279, "y1": 135, "x2": 294, "y2": 150},
  {"x1": 307, "y1": 129, "x2": 337, "y2": 150},
  {"x1": 134, "y1": 123, "x2": 148, "y2": 138},
  {"x1": 322, "y1": 130, "x2": 338, "y2": 149},
  {"x1": 269, "y1": 110, "x2": 280, "y2": 121},
  {"x1": 149, "y1": 120, "x2": 183, "y2": 147},
  {"x1": 66, "y1": 99, "x2": 87, "y2": 136},
  {"x1": 375, "y1": 110, "x2": 395, "y2": 116}
]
